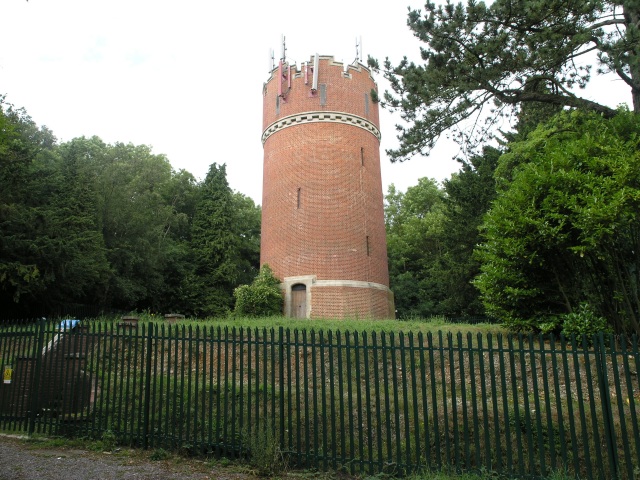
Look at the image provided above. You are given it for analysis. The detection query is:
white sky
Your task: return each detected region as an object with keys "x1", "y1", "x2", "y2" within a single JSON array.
[{"x1": 0, "y1": 0, "x2": 631, "y2": 204}]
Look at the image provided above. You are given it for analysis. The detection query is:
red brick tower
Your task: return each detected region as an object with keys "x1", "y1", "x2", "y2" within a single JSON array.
[{"x1": 261, "y1": 54, "x2": 394, "y2": 319}]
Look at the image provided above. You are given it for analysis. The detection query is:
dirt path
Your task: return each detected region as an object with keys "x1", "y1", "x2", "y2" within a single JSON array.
[{"x1": 0, "y1": 434, "x2": 260, "y2": 480}]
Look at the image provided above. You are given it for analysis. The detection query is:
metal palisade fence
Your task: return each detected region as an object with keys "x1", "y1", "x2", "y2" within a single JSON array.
[{"x1": 0, "y1": 319, "x2": 639, "y2": 479}]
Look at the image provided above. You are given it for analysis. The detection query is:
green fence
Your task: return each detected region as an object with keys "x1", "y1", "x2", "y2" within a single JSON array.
[{"x1": 0, "y1": 320, "x2": 639, "y2": 479}]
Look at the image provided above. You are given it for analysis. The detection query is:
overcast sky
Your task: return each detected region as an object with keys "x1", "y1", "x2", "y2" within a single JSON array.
[{"x1": 0, "y1": 1, "x2": 631, "y2": 204}]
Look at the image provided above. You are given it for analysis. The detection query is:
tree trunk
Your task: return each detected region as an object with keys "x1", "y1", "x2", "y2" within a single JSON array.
[{"x1": 623, "y1": 2, "x2": 640, "y2": 113}]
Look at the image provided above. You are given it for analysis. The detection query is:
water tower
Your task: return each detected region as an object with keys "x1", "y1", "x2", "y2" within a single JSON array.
[{"x1": 260, "y1": 48, "x2": 394, "y2": 319}]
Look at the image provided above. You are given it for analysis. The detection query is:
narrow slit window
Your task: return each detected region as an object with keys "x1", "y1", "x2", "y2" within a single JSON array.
[
  {"x1": 360, "y1": 147, "x2": 364, "y2": 166},
  {"x1": 366, "y1": 236, "x2": 370, "y2": 256},
  {"x1": 297, "y1": 188, "x2": 301, "y2": 209}
]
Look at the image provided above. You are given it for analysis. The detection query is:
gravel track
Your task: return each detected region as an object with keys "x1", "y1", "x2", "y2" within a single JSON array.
[{"x1": 0, "y1": 435, "x2": 257, "y2": 480}]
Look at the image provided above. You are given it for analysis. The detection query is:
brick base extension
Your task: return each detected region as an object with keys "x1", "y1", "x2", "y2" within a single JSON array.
[
  {"x1": 281, "y1": 276, "x2": 395, "y2": 319},
  {"x1": 310, "y1": 285, "x2": 395, "y2": 319}
]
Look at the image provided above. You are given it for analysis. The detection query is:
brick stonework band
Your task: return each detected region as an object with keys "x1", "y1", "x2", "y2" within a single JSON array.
[
  {"x1": 261, "y1": 111, "x2": 382, "y2": 145},
  {"x1": 281, "y1": 276, "x2": 395, "y2": 319},
  {"x1": 313, "y1": 280, "x2": 390, "y2": 291}
]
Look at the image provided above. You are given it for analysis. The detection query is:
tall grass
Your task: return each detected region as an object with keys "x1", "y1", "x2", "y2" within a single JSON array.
[{"x1": 96, "y1": 313, "x2": 507, "y2": 337}]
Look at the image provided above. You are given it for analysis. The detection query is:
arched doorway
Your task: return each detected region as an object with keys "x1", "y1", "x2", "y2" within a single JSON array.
[{"x1": 291, "y1": 284, "x2": 307, "y2": 318}]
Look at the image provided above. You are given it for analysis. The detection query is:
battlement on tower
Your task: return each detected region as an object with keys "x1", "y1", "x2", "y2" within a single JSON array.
[
  {"x1": 264, "y1": 55, "x2": 377, "y2": 84},
  {"x1": 262, "y1": 54, "x2": 380, "y2": 142}
]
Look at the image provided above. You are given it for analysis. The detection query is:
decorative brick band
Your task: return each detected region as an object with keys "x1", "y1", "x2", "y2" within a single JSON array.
[
  {"x1": 313, "y1": 279, "x2": 390, "y2": 292},
  {"x1": 262, "y1": 111, "x2": 381, "y2": 144}
]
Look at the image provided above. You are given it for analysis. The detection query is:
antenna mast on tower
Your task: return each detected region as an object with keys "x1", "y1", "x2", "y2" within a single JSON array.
[
  {"x1": 281, "y1": 35, "x2": 287, "y2": 62},
  {"x1": 355, "y1": 36, "x2": 362, "y2": 63},
  {"x1": 277, "y1": 35, "x2": 290, "y2": 99}
]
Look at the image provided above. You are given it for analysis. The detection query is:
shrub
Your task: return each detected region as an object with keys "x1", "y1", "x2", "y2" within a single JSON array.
[
  {"x1": 233, "y1": 265, "x2": 283, "y2": 317},
  {"x1": 561, "y1": 303, "x2": 612, "y2": 341},
  {"x1": 538, "y1": 315, "x2": 563, "y2": 335}
]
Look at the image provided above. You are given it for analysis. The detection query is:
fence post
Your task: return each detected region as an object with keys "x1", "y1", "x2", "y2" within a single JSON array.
[
  {"x1": 28, "y1": 318, "x2": 46, "y2": 435},
  {"x1": 595, "y1": 332, "x2": 620, "y2": 478},
  {"x1": 142, "y1": 323, "x2": 154, "y2": 449}
]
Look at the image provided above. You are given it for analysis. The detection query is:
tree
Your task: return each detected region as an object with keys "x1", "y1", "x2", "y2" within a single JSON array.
[
  {"x1": 0, "y1": 101, "x2": 112, "y2": 316},
  {"x1": 190, "y1": 163, "x2": 242, "y2": 317},
  {"x1": 369, "y1": 0, "x2": 638, "y2": 161},
  {"x1": 0, "y1": 97, "x2": 259, "y2": 318},
  {"x1": 385, "y1": 150, "x2": 499, "y2": 319},
  {"x1": 436, "y1": 146, "x2": 500, "y2": 316},
  {"x1": 49, "y1": 136, "x2": 206, "y2": 314},
  {"x1": 231, "y1": 192, "x2": 261, "y2": 288},
  {"x1": 385, "y1": 178, "x2": 447, "y2": 318},
  {"x1": 0, "y1": 100, "x2": 44, "y2": 308},
  {"x1": 34, "y1": 143, "x2": 111, "y2": 310},
  {"x1": 475, "y1": 109, "x2": 640, "y2": 334},
  {"x1": 150, "y1": 168, "x2": 200, "y2": 314},
  {"x1": 61, "y1": 137, "x2": 187, "y2": 311}
]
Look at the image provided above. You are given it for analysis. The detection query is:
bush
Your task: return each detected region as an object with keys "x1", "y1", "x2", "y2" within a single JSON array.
[
  {"x1": 561, "y1": 303, "x2": 612, "y2": 341},
  {"x1": 538, "y1": 315, "x2": 563, "y2": 335},
  {"x1": 233, "y1": 265, "x2": 283, "y2": 317}
]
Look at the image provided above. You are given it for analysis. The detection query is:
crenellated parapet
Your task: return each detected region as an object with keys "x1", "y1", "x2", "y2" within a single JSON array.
[{"x1": 262, "y1": 55, "x2": 380, "y2": 141}]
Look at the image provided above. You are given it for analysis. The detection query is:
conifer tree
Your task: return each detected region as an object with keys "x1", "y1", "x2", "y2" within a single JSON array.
[
  {"x1": 190, "y1": 163, "x2": 241, "y2": 317},
  {"x1": 370, "y1": 0, "x2": 639, "y2": 161}
]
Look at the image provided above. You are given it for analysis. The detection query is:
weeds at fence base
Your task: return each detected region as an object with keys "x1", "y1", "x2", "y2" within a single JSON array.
[
  {"x1": 101, "y1": 429, "x2": 117, "y2": 452},
  {"x1": 150, "y1": 448, "x2": 170, "y2": 461},
  {"x1": 245, "y1": 425, "x2": 287, "y2": 476}
]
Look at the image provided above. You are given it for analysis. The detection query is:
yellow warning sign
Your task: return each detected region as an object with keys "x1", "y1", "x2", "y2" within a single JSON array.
[{"x1": 3, "y1": 365, "x2": 12, "y2": 384}]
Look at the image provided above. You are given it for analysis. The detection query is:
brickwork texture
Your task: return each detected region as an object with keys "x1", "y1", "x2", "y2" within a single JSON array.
[{"x1": 261, "y1": 55, "x2": 394, "y2": 319}]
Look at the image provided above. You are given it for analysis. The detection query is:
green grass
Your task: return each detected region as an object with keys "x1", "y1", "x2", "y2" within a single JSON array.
[{"x1": 97, "y1": 313, "x2": 507, "y2": 338}]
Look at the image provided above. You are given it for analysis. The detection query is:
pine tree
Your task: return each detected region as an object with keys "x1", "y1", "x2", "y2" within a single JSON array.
[{"x1": 369, "y1": 0, "x2": 639, "y2": 161}]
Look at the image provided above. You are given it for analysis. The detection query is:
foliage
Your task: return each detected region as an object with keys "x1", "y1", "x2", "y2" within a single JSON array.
[
  {"x1": 230, "y1": 192, "x2": 261, "y2": 288},
  {"x1": 0, "y1": 99, "x2": 111, "y2": 315},
  {"x1": 435, "y1": 146, "x2": 500, "y2": 316},
  {"x1": 385, "y1": 150, "x2": 498, "y2": 319},
  {"x1": 385, "y1": 178, "x2": 446, "y2": 318},
  {"x1": 369, "y1": 0, "x2": 638, "y2": 161},
  {"x1": 245, "y1": 425, "x2": 286, "y2": 476},
  {"x1": 561, "y1": 302, "x2": 613, "y2": 339},
  {"x1": 101, "y1": 429, "x2": 118, "y2": 452},
  {"x1": 190, "y1": 163, "x2": 244, "y2": 317},
  {"x1": 475, "y1": 110, "x2": 640, "y2": 334},
  {"x1": 150, "y1": 448, "x2": 171, "y2": 461},
  {"x1": 233, "y1": 265, "x2": 282, "y2": 317},
  {"x1": 0, "y1": 99, "x2": 260, "y2": 318}
]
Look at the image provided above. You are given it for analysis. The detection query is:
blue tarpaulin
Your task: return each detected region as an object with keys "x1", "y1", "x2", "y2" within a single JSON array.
[{"x1": 58, "y1": 319, "x2": 80, "y2": 331}]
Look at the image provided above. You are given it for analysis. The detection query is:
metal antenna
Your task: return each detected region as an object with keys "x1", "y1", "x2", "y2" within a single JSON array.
[
  {"x1": 281, "y1": 34, "x2": 287, "y2": 62},
  {"x1": 312, "y1": 53, "x2": 319, "y2": 91},
  {"x1": 355, "y1": 36, "x2": 362, "y2": 63},
  {"x1": 269, "y1": 48, "x2": 275, "y2": 72}
]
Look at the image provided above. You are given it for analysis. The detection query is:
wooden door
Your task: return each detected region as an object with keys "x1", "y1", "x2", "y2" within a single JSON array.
[{"x1": 291, "y1": 284, "x2": 307, "y2": 318}]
